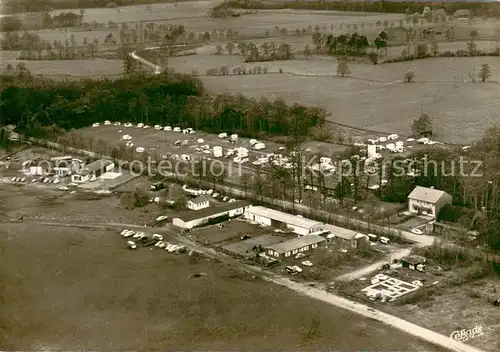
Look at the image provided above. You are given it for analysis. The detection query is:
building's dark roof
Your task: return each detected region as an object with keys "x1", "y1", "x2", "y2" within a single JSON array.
[
  {"x1": 189, "y1": 196, "x2": 210, "y2": 205},
  {"x1": 323, "y1": 224, "x2": 359, "y2": 240},
  {"x1": 81, "y1": 159, "x2": 113, "y2": 175},
  {"x1": 245, "y1": 206, "x2": 323, "y2": 229},
  {"x1": 175, "y1": 200, "x2": 251, "y2": 222},
  {"x1": 402, "y1": 255, "x2": 426, "y2": 265},
  {"x1": 265, "y1": 235, "x2": 326, "y2": 254}
]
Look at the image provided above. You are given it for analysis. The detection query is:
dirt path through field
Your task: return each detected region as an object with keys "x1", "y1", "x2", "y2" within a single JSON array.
[{"x1": 335, "y1": 247, "x2": 413, "y2": 282}]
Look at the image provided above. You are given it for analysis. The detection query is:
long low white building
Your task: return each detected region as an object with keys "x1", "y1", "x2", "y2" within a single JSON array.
[
  {"x1": 266, "y1": 235, "x2": 326, "y2": 259},
  {"x1": 173, "y1": 201, "x2": 251, "y2": 229},
  {"x1": 243, "y1": 206, "x2": 324, "y2": 236}
]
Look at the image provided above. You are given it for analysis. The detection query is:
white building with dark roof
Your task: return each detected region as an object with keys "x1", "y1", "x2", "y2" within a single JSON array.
[
  {"x1": 265, "y1": 235, "x2": 326, "y2": 258},
  {"x1": 172, "y1": 201, "x2": 251, "y2": 229},
  {"x1": 323, "y1": 224, "x2": 368, "y2": 249},
  {"x1": 70, "y1": 159, "x2": 114, "y2": 183},
  {"x1": 408, "y1": 186, "x2": 452, "y2": 219},
  {"x1": 243, "y1": 206, "x2": 324, "y2": 236},
  {"x1": 187, "y1": 195, "x2": 210, "y2": 211}
]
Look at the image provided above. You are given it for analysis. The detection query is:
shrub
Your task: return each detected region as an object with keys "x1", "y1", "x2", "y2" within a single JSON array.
[{"x1": 404, "y1": 71, "x2": 415, "y2": 82}]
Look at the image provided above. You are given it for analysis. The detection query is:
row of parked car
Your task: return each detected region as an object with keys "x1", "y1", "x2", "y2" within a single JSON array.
[
  {"x1": 10, "y1": 176, "x2": 61, "y2": 184},
  {"x1": 94, "y1": 121, "x2": 197, "y2": 135},
  {"x1": 120, "y1": 229, "x2": 186, "y2": 253}
]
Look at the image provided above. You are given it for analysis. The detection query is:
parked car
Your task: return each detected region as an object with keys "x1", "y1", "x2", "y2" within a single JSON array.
[
  {"x1": 284, "y1": 266, "x2": 298, "y2": 275},
  {"x1": 168, "y1": 244, "x2": 179, "y2": 253},
  {"x1": 122, "y1": 230, "x2": 135, "y2": 238},
  {"x1": 240, "y1": 234, "x2": 251, "y2": 240},
  {"x1": 411, "y1": 228, "x2": 424, "y2": 235},
  {"x1": 155, "y1": 241, "x2": 165, "y2": 247},
  {"x1": 164, "y1": 243, "x2": 173, "y2": 251},
  {"x1": 301, "y1": 261, "x2": 313, "y2": 267},
  {"x1": 152, "y1": 234, "x2": 163, "y2": 241},
  {"x1": 151, "y1": 182, "x2": 167, "y2": 191},
  {"x1": 295, "y1": 253, "x2": 305, "y2": 259},
  {"x1": 176, "y1": 245, "x2": 187, "y2": 253},
  {"x1": 133, "y1": 232, "x2": 146, "y2": 240},
  {"x1": 379, "y1": 236, "x2": 391, "y2": 244},
  {"x1": 127, "y1": 241, "x2": 137, "y2": 249}
]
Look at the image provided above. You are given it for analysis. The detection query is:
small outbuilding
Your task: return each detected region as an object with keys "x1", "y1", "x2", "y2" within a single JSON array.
[
  {"x1": 400, "y1": 255, "x2": 426, "y2": 272},
  {"x1": 323, "y1": 224, "x2": 369, "y2": 249},
  {"x1": 265, "y1": 235, "x2": 326, "y2": 259},
  {"x1": 408, "y1": 186, "x2": 452, "y2": 219},
  {"x1": 187, "y1": 196, "x2": 210, "y2": 211}
]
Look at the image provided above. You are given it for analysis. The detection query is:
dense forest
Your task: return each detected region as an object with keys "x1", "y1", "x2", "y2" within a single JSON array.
[
  {"x1": 0, "y1": 69, "x2": 325, "y2": 141},
  {"x1": 222, "y1": 0, "x2": 500, "y2": 17}
]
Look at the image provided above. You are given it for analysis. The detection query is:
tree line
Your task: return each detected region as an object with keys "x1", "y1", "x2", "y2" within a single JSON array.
[
  {"x1": 0, "y1": 69, "x2": 325, "y2": 141},
  {"x1": 0, "y1": 11, "x2": 83, "y2": 32},
  {"x1": 312, "y1": 32, "x2": 371, "y2": 56},
  {"x1": 1, "y1": 23, "x2": 236, "y2": 56},
  {"x1": 223, "y1": 0, "x2": 500, "y2": 17}
]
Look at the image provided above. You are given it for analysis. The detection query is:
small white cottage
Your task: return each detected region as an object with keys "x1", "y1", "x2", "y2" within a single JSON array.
[{"x1": 187, "y1": 196, "x2": 210, "y2": 211}]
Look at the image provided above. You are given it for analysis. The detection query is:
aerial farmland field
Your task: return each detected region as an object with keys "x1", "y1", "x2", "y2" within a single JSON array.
[
  {"x1": 201, "y1": 56, "x2": 500, "y2": 145},
  {"x1": 49, "y1": 1, "x2": 214, "y2": 24},
  {"x1": 0, "y1": 57, "x2": 124, "y2": 77}
]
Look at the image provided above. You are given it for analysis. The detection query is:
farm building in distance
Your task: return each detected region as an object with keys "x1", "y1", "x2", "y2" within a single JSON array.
[
  {"x1": 387, "y1": 26, "x2": 409, "y2": 45},
  {"x1": 187, "y1": 196, "x2": 210, "y2": 211},
  {"x1": 400, "y1": 255, "x2": 426, "y2": 272},
  {"x1": 408, "y1": 186, "x2": 452, "y2": 219},
  {"x1": 172, "y1": 201, "x2": 251, "y2": 229},
  {"x1": 323, "y1": 224, "x2": 369, "y2": 249},
  {"x1": 70, "y1": 159, "x2": 114, "y2": 183},
  {"x1": 265, "y1": 235, "x2": 326, "y2": 258},
  {"x1": 243, "y1": 206, "x2": 324, "y2": 236}
]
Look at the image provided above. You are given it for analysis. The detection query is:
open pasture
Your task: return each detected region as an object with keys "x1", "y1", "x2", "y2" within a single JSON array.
[
  {"x1": 385, "y1": 40, "x2": 500, "y2": 59},
  {"x1": 0, "y1": 56, "x2": 124, "y2": 77},
  {"x1": 168, "y1": 54, "x2": 243, "y2": 73},
  {"x1": 49, "y1": 1, "x2": 214, "y2": 24},
  {"x1": 202, "y1": 57, "x2": 500, "y2": 144},
  {"x1": 438, "y1": 19, "x2": 500, "y2": 41},
  {"x1": 47, "y1": 2, "x2": 405, "y2": 38},
  {"x1": 33, "y1": 28, "x2": 121, "y2": 46},
  {"x1": 234, "y1": 56, "x2": 500, "y2": 82},
  {"x1": 0, "y1": 222, "x2": 442, "y2": 351}
]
